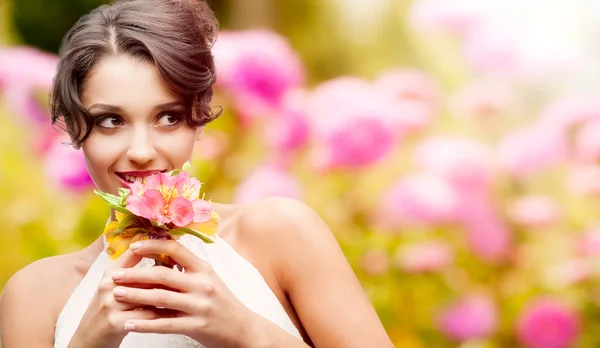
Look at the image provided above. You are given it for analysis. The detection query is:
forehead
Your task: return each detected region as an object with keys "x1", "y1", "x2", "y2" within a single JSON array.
[{"x1": 81, "y1": 54, "x2": 181, "y2": 109}]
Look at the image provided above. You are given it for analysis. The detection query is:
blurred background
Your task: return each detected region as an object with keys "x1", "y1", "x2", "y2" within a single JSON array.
[{"x1": 3, "y1": 0, "x2": 600, "y2": 346}]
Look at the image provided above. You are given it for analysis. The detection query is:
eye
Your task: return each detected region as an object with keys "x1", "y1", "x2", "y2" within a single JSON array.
[
  {"x1": 96, "y1": 116, "x2": 123, "y2": 129},
  {"x1": 155, "y1": 113, "x2": 182, "y2": 127}
]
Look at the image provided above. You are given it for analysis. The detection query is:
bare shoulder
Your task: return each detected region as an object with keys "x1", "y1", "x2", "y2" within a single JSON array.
[
  {"x1": 233, "y1": 197, "x2": 394, "y2": 347},
  {"x1": 236, "y1": 196, "x2": 335, "y2": 243},
  {"x1": 234, "y1": 197, "x2": 346, "y2": 283},
  {"x1": 0, "y1": 253, "x2": 85, "y2": 347}
]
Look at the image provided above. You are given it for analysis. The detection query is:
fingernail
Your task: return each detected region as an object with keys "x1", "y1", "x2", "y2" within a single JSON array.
[
  {"x1": 130, "y1": 242, "x2": 141, "y2": 250},
  {"x1": 124, "y1": 322, "x2": 136, "y2": 331},
  {"x1": 113, "y1": 287, "x2": 127, "y2": 297},
  {"x1": 111, "y1": 271, "x2": 124, "y2": 280}
]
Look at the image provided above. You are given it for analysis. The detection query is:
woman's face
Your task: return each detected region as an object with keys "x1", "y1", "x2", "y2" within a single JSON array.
[{"x1": 80, "y1": 55, "x2": 199, "y2": 195}]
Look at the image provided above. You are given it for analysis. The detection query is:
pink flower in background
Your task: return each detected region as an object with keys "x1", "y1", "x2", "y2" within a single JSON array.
[
  {"x1": 566, "y1": 164, "x2": 600, "y2": 197},
  {"x1": 463, "y1": 25, "x2": 520, "y2": 77},
  {"x1": 539, "y1": 96, "x2": 600, "y2": 132},
  {"x1": 574, "y1": 119, "x2": 600, "y2": 163},
  {"x1": 414, "y1": 136, "x2": 493, "y2": 192},
  {"x1": 516, "y1": 298, "x2": 580, "y2": 348},
  {"x1": 409, "y1": 0, "x2": 487, "y2": 36},
  {"x1": 45, "y1": 139, "x2": 94, "y2": 191},
  {"x1": 550, "y1": 258, "x2": 590, "y2": 286},
  {"x1": 234, "y1": 164, "x2": 303, "y2": 204},
  {"x1": 308, "y1": 77, "x2": 396, "y2": 171},
  {"x1": 266, "y1": 89, "x2": 311, "y2": 154},
  {"x1": 374, "y1": 69, "x2": 440, "y2": 106},
  {"x1": 376, "y1": 173, "x2": 460, "y2": 228},
  {"x1": 438, "y1": 294, "x2": 498, "y2": 341},
  {"x1": 508, "y1": 195, "x2": 561, "y2": 229},
  {"x1": 463, "y1": 204, "x2": 512, "y2": 262},
  {"x1": 212, "y1": 30, "x2": 305, "y2": 123},
  {"x1": 574, "y1": 227, "x2": 600, "y2": 257},
  {"x1": 497, "y1": 123, "x2": 566, "y2": 178},
  {"x1": 396, "y1": 241, "x2": 453, "y2": 273},
  {"x1": 450, "y1": 81, "x2": 513, "y2": 120},
  {"x1": 0, "y1": 46, "x2": 57, "y2": 89},
  {"x1": 373, "y1": 69, "x2": 440, "y2": 132},
  {"x1": 0, "y1": 47, "x2": 58, "y2": 125}
]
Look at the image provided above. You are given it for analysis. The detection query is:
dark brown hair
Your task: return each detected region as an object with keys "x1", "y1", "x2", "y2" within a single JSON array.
[{"x1": 50, "y1": 0, "x2": 221, "y2": 147}]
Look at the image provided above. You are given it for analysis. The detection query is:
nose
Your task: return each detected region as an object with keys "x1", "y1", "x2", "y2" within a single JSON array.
[{"x1": 126, "y1": 127, "x2": 157, "y2": 165}]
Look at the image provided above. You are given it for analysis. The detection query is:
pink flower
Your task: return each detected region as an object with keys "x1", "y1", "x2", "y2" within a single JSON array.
[
  {"x1": 0, "y1": 46, "x2": 58, "y2": 89},
  {"x1": 450, "y1": 81, "x2": 513, "y2": 120},
  {"x1": 409, "y1": 0, "x2": 487, "y2": 36},
  {"x1": 396, "y1": 241, "x2": 453, "y2": 273},
  {"x1": 0, "y1": 47, "x2": 58, "y2": 125},
  {"x1": 438, "y1": 294, "x2": 498, "y2": 341},
  {"x1": 212, "y1": 30, "x2": 305, "y2": 123},
  {"x1": 574, "y1": 227, "x2": 600, "y2": 257},
  {"x1": 374, "y1": 69, "x2": 441, "y2": 106},
  {"x1": 266, "y1": 89, "x2": 311, "y2": 154},
  {"x1": 549, "y1": 259, "x2": 590, "y2": 287},
  {"x1": 234, "y1": 164, "x2": 303, "y2": 204},
  {"x1": 539, "y1": 96, "x2": 600, "y2": 132},
  {"x1": 574, "y1": 119, "x2": 600, "y2": 163},
  {"x1": 414, "y1": 136, "x2": 493, "y2": 192},
  {"x1": 463, "y1": 203, "x2": 512, "y2": 262},
  {"x1": 45, "y1": 138, "x2": 94, "y2": 191},
  {"x1": 507, "y1": 195, "x2": 561, "y2": 229},
  {"x1": 373, "y1": 69, "x2": 440, "y2": 132},
  {"x1": 308, "y1": 77, "x2": 396, "y2": 171},
  {"x1": 126, "y1": 172, "x2": 209, "y2": 227},
  {"x1": 375, "y1": 173, "x2": 461, "y2": 229},
  {"x1": 463, "y1": 25, "x2": 520, "y2": 77},
  {"x1": 516, "y1": 298, "x2": 580, "y2": 348},
  {"x1": 497, "y1": 123, "x2": 566, "y2": 178},
  {"x1": 566, "y1": 164, "x2": 600, "y2": 196}
]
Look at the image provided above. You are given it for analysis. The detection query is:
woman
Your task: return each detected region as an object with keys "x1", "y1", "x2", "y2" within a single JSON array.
[{"x1": 0, "y1": 0, "x2": 394, "y2": 347}]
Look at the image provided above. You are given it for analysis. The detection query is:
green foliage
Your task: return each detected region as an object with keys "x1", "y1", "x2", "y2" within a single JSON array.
[{"x1": 11, "y1": 0, "x2": 109, "y2": 53}]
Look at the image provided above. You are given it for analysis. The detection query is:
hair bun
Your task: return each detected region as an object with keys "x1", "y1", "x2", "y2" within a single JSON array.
[{"x1": 174, "y1": 0, "x2": 219, "y2": 45}]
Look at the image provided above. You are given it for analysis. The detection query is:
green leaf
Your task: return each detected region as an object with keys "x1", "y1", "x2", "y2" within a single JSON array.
[
  {"x1": 151, "y1": 220, "x2": 170, "y2": 230},
  {"x1": 118, "y1": 213, "x2": 138, "y2": 230},
  {"x1": 111, "y1": 227, "x2": 123, "y2": 238},
  {"x1": 95, "y1": 190, "x2": 126, "y2": 207},
  {"x1": 182, "y1": 161, "x2": 191, "y2": 173},
  {"x1": 108, "y1": 203, "x2": 131, "y2": 215},
  {"x1": 118, "y1": 188, "x2": 130, "y2": 205},
  {"x1": 169, "y1": 169, "x2": 181, "y2": 176},
  {"x1": 170, "y1": 227, "x2": 214, "y2": 244}
]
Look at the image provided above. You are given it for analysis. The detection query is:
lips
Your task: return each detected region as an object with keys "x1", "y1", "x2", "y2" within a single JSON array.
[{"x1": 115, "y1": 170, "x2": 167, "y2": 185}]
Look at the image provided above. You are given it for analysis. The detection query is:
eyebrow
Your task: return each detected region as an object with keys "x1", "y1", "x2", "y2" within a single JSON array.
[{"x1": 87, "y1": 101, "x2": 185, "y2": 113}]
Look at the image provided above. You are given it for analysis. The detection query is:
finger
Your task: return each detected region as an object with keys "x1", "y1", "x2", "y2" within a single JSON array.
[
  {"x1": 129, "y1": 240, "x2": 207, "y2": 273},
  {"x1": 123, "y1": 317, "x2": 194, "y2": 335},
  {"x1": 111, "y1": 266, "x2": 189, "y2": 292},
  {"x1": 110, "y1": 248, "x2": 144, "y2": 270},
  {"x1": 111, "y1": 308, "x2": 179, "y2": 331},
  {"x1": 113, "y1": 286, "x2": 193, "y2": 312}
]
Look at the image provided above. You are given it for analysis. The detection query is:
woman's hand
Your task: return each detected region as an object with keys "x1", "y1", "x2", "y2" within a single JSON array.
[
  {"x1": 68, "y1": 249, "x2": 175, "y2": 348},
  {"x1": 110, "y1": 239, "x2": 261, "y2": 348}
]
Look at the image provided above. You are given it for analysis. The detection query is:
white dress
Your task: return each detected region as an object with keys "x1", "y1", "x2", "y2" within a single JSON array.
[{"x1": 54, "y1": 234, "x2": 302, "y2": 347}]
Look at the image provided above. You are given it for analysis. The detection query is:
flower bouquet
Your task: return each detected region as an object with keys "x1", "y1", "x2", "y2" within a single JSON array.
[{"x1": 94, "y1": 162, "x2": 219, "y2": 268}]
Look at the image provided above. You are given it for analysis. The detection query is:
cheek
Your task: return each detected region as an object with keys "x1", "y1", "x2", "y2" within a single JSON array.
[
  {"x1": 155, "y1": 127, "x2": 198, "y2": 165},
  {"x1": 81, "y1": 134, "x2": 124, "y2": 189}
]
